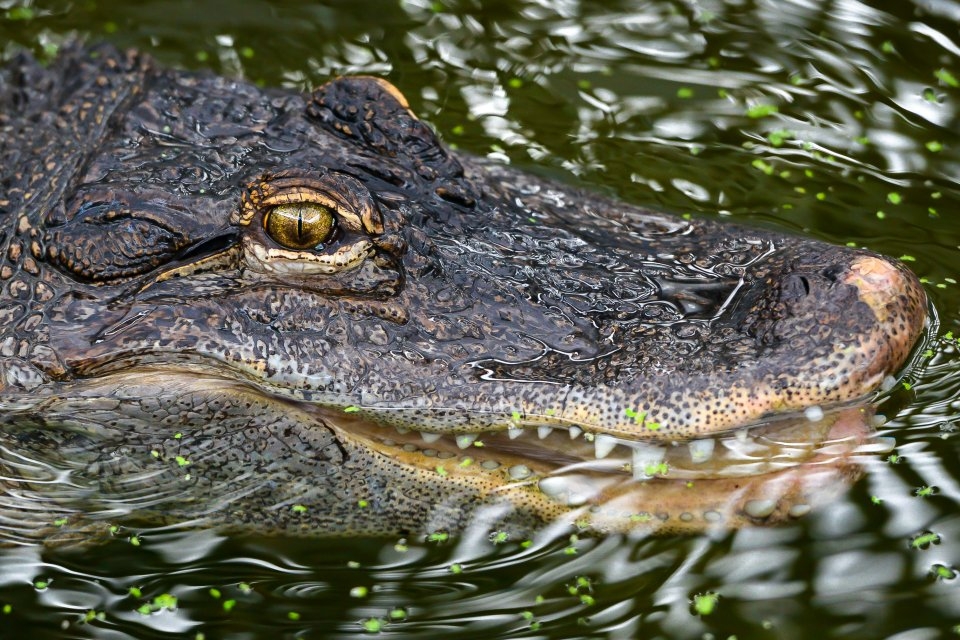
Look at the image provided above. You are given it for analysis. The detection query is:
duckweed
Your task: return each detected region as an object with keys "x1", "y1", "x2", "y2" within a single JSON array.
[
  {"x1": 934, "y1": 69, "x2": 958, "y2": 87},
  {"x1": 692, "y1": 591, "x2": 719, "y2": 616},
  {"x1": 5, "y1": 6, "x2": 34, "y2": 20},
  {"x1": 746, "y1": 104, "x2": 778, "y2": 118},
  {"x1": 910, "y1": 531, "x2": 941, "y2": 550},
  {"x1": 361, "y1": 617, "x2": 383, "y2": 632},
  {"x1": 137, "y1": 593, "x2": 177, "y2": 615},
  {"x1": 931, "y1": 564, "x2": 957, "y2": 580}
]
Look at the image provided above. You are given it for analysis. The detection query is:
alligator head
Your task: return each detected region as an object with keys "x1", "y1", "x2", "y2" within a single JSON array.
[{"x1": 0, "y1": 45, "x2": 927, "y2": 544}]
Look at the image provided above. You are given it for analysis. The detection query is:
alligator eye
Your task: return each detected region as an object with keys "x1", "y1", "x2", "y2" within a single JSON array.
[{"x1": 264, "y1": 202, "x2": 336, "y2": 249}]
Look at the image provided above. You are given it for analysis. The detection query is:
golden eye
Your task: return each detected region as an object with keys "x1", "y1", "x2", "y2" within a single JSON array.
[{"x1": 264, "y1": 202, "x2": 336, "y2": 249}]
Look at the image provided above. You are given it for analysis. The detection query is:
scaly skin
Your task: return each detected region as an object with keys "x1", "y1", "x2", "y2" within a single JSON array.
[{"x1": 0, "y1": 45, "x2": 926, "y2": 544}]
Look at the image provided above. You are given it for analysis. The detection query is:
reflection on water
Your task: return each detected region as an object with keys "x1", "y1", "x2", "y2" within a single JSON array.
[{"x1": 1, "y1": 0, "x2": 959, "y2": 637}]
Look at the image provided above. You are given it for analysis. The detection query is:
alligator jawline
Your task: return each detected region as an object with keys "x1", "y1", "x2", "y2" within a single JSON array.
[
  {"x1": 44, "y1": 367, "x2": 887, "y2": 532},
  {"x1": 310, "y1": 404, "x2": 886, "y2": 530},
  {"x1": 315, "y1": 403, "x2": 885, "y2": 483}
]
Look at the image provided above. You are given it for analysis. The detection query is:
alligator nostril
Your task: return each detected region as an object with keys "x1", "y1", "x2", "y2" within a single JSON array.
[
  {"x1": 780, "y1": 274, "x2": 811, "y2": 302},
  {"x1": 822, "y1": 264, "x2": 845, "y2": 282}
]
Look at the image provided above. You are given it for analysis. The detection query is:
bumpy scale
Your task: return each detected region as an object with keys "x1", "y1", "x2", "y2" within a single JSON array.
[{"x1": 0, "y1": 45, "x2": 926, "y2": 544}]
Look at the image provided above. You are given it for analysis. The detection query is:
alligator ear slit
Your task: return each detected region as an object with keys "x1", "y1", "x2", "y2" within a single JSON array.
[
  {"x1": 174, "y1": 230, "x2": 240, "y2": 262},
  {"x1": 435, "y1": 184, "x2": 476, "y2": 208},
  {"x1": 106, "y1": 231, "x2": 241, "y2": 304}
]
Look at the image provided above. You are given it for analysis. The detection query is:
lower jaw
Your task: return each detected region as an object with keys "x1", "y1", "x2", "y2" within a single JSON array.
[
  {"x1": 323, "y1": 405, "x2": 892, "y2": 533},
  {"x1": 584, "y1": 410, "x2": 881, "y2": 533}
]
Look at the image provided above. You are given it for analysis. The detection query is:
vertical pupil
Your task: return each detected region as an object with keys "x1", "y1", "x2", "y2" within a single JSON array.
[{"x1": 265, "y1": 201, "x2": 333, "y2": 249}]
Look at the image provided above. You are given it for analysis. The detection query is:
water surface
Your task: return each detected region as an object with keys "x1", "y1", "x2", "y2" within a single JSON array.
[{"x1": 1, "y1": 0, "x2": 959, "y2": 638}]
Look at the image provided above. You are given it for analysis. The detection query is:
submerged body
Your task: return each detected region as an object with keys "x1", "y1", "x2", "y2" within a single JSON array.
[{"x1": 0, "y1": 45, "x2": 926, "y2": 544}]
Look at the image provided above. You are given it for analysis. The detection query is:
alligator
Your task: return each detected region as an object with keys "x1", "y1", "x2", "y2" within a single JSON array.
[{"x1": 0, "y1": 45, "x2": 927, "y2": 545}]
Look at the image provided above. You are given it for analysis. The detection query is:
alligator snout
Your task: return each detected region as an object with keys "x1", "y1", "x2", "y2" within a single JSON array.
[
  {"x1": 830, "y1": 253, "x2": 923, "y2": 375},
  {"x1": 683, "y1": 246, "x2": 928, "y2": 440}
]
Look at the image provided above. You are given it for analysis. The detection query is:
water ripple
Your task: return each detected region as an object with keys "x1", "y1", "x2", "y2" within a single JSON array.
[{"x1": 0, "y1": 0, "x2": 959, "y2": 638}]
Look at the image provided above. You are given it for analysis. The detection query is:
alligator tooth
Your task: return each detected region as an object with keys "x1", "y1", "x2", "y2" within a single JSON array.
[
  {"x1": 569, "y1": 426, "x2": 583, "y2": 439},
  {"x1": 537, "y1": 476, "x2": 568, "y2": 500},
  {"x1": 594, "y1": 434, "x2": 618, "y2": 459},
  {"x1": 508, "y1": 464, "x2": 532, "y2": 480},
  {"x1": 507, "y1": 427, "x2": 524, "y2": 440},
  {"x1": 788, "y1": 503, "x2": 811, "y2": 518},
  {"x1": 735, "y1": 428, "x2": 749, "y2": 442},
  {"x1": 537, "y1": 426, "x2": 553, "y2": 439},
  {"x1": 480, "y1": 460, "x2": 501, "y2": 470},
  {"x1": 421, "y1": 432, "x2": 442, "y2": 444},
  {"x1": 688, "y1": 439, "x2": 715, "y2": 464},
  {"x1": 880, "y1": 375, "x2": 897, "y2": 392},
  {"x1": 537, "y1": 476, "x2": 591, "y2": 506},
  {"x1": 744, "y1": 499, "x2": 777, "y2": 519},
  {"x1": 631, "y1": 444, "x2": 667, "y2": 481},
  {"x1": 854, "y1": 436, "x2": 897, "y2": 454},
  {"x1": 804, "y1": 405, "x2": 824, "y2": 422},
  {"x1": 455, "y1": 434, "x2": 478, "y2": 449},
  {"x1": 395, "y1": 426, "x2": 410, "y2": 435}
]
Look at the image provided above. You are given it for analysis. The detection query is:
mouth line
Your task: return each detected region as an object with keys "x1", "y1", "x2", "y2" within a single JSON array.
[{"x1": 314, "y1": 403, "x2": 888, "y2": 485}]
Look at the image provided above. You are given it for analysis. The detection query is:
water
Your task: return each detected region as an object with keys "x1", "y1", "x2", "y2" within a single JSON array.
[{"x1": 1, "y1": 0, "x2": 959, "y2": 637}]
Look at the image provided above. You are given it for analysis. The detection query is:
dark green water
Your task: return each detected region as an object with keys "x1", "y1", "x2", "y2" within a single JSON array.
[{"x1": 1, "y1": 0, "x2": 959, "y2": 638}]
